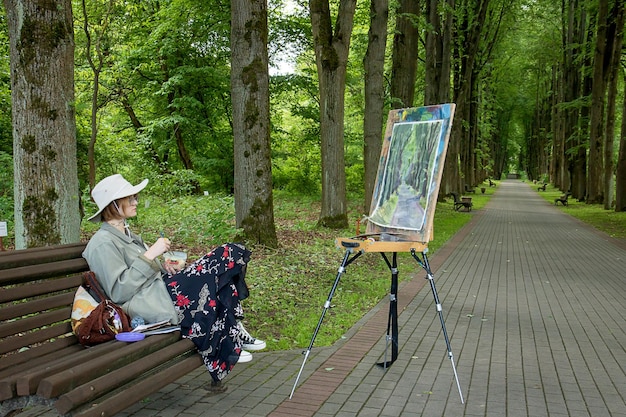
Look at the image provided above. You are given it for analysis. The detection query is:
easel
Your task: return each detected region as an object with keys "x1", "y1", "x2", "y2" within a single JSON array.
[
  {"x1": 289, "y1": 234, "x2": 464, "y2": 403},
  {"x1": 289, "y1": 104, "x2": 461, "y2": 401}
]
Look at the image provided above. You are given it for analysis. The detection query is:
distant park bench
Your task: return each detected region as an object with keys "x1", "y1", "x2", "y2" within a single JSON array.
[
  {"x1": 464, "y1": 184, "x2": 475, "y2": 194},
  {"x1": 489, "y1": 179, "x2": 496, "y2": 187},
  {"x1": 538, "y1": 183, "x2": 547, "y2": 191},
  {"x1": 554, "y1": 192, "x2": 571, "y2": 206},
  {"x1": 451, "y1": 192, "x2": 473, "y2": 212},
  {"x1": 0, "y1": 243, "x2": 200, "y2": 417}
]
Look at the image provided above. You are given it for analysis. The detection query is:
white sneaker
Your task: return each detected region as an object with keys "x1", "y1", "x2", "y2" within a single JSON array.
[
  {"x1": 238, "y1": 322, "x2": 267, "y2": 351},
  {"x1": 238, "y1": 349, "x2": 253, "y2": 363},
  {"x1": 243, "y1": 338, "x2": 267, "y2": 351}
]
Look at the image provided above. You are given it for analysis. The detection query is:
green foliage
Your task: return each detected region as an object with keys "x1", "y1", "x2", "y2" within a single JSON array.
[
  {"x1": 148, "y1": 170, "x2": 202, "y2": 198},
  {"x1": 270, "y1": 74, "x2": 322, "y2": 193},
  {"x1": 272, "y1": 162, "x2": 320, "y2": 194},
  {"x1": 0, "y1": 10, "x2": 12, "y2": 156},
  {"x1": 82, "y1": 191, "x2": 241, "y2": 248},
  {"x1": 0, "y1": 152, "x2": 13, "y2": 233},
  {"x1": 0, "y1": 152, "x2": 12, "y2": 198},
  {"x1": 72, "y1": 0, "x2": 236, "y2": 192}
]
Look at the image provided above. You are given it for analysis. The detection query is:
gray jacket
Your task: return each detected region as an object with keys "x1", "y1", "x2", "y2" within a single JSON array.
[{"x1": 82, "y1": 223, "x2": 179, "y2": 325}]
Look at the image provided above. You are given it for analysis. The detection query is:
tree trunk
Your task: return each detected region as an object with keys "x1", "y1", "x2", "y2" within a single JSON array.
[
  {"x1": 363, "y1": 0, "x2": 389, "y2": 212},
  {"x1": 81, "y1": 0, "x2": 114, "y2": 189},
  {"x1": 231, "y1": 0, "x2": 277, "y2": 246},
  {"x1": 389, "y1": 0, "x2": 420, "y2": 109},
  {"x1": 4, "y1": 0, "x2": 81, "y2": 249},
  {"x1": 552, "y1": 64, "x2": 566, "y2": 189},
  {"x1": 310, "y1": 0, "x2": 357, "y2": 228},
  {"x1": 587, "y1": 0, "x2": 609, "y2": 205},
  {"x1": 425, "y1": 0, "x2": 453, "y2": 105},
  {"x1": 444, "y1": 0, "x2": 490, "y2": 196},
  {"x1": 573, "y1": 9, "x2": 595, "y2": 201},
  {"x1": 602, "y1": 0, "x2": 625, "y2": 209},
  {"x1": 163, "y1": 58, "x2": 194, "y2": 172},
  {"x1": 616, "y1": 72, "x2": 626, "y2": 212},
  {"x1": 564, "y1": 0, "x2": 589, "y2": 200}
]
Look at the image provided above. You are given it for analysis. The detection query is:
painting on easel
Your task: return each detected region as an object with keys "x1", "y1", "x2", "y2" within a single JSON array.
[{"x1": 366, "y1": 104, "x2": 455, "y2": 243}]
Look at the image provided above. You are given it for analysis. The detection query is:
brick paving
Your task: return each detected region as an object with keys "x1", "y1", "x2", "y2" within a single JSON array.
[{"x1": 10, "y1": 180, "x2": 626, "y2": 417}]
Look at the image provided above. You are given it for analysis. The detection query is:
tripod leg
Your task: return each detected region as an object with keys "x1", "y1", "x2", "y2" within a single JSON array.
[
  {"x1": 289, "y1": 249, "x2": 361, "y2": 399},
  {"x1": 411, "y1": 249, "x2": 464, "y2": 404},
  {"x1": 378, "y1": 252, "x2": 399, "y2": 368}
]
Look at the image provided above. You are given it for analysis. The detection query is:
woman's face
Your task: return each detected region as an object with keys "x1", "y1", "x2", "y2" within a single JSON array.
[{"x1": 117, "y1": 194, "x2": 139, "y2": 219}]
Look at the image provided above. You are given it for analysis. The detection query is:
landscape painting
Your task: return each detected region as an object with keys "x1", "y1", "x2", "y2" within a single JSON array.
[{"x1": 366, "y1": 104, "x2": 455, "y2": 243}]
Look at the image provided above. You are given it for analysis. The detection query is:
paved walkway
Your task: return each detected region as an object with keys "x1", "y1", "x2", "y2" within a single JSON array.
[{"x1": 12, "y1": 180, "x2": 626, "y2": 416}]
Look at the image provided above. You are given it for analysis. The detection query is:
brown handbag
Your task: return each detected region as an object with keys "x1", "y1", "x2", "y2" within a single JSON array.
[{"x1": 72, "y1": 271, "x2": 132, "y2": 346}]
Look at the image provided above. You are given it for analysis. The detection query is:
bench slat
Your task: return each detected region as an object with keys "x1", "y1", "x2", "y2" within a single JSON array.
[
  {"x1": 54, "y1": 337, "x2": 196, "y2": 414},
  {"x1": 0, "y1": 336, "x2": 78, "y2": 373},
  {"x1": 0, "y1": 292, "x2": 74, "y2": 322},
  {"x1": 73, "y1": 353, "x2": 202, "y2": 417},
  {"x1": 0, "y1": 243, "x2": 86, "y2": 270},
  {"x1": 15, "y1": 341, "x2": 125, "y2": 396},
  {"x1": 0, "y1": 258, "x2": 88, "y2": 286},
  {"x1": 0, "y1": 307, "x2": 71, "y2": 339},
  {"x1": 0, "y1": 274, "x2": 83, "y2": 304},
  {"x1": 38, "y1": 332, "x2": 183, "y2": 399},
  {"x1": 0, "y1": 344, "x2": 83, "y2": 401},
  {"x1": 0, "y1": 322, "x2": 72, "y2": 356}
]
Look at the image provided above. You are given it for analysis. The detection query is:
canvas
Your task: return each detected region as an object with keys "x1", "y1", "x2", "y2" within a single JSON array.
[{"x1": 366, "y1": 104, "x2": 455, "y2": 243}]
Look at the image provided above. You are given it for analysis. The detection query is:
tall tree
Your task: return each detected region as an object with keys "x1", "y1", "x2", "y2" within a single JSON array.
[
  {"x1": 461, "y1": 0, "x2": 510, "y2": 187},
  {"x1": 616, "y1": 70, "x2": 626, "y2": 212},
  {"x1": 587, "y1": 0, "x2": 610, "y2": 204},
  {"x1": 560, "y1": 0, "x2": 589, "y2": 200},
  {"x1": 551, "y1": 0, "x2": 586, "y2": 194},
  {"x1": 80, "y1": 0, "x2": 115, "y2": 189},
  {"x1": 4, "y1": 0, "x2": 80, "y2": 248},
  {"x1": 389, "y1": 0, "x2": 420, "y2": 109},
  {"x1": 231, "y1": 0, "x2": 278, "y2": 246},
  {"x1": 310, "y1": 0, "x2": 357, "y2": 228},
  {"x1": 424, "y1": 0, "x2": 453, "y2": 105},
  {"x1": 363, "y1": 0, "x2": 388, "y2": 211},
  {"x1": 602, "y1": 0, "x2": 625, "y2": 209},
  {"x1": 443, "y1": 0, "x2": 490, "y2": 195}
]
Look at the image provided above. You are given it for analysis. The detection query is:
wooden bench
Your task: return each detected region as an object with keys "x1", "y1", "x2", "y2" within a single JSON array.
[
  {"x1": 554, "y1": 192, "x2": 571, "y2": 206},
  {"x1": 451, "y1": 192, "x2": 473, "y2": 212},
  {"x1": 0, "y1": 243, "x2": 201, "y2": 417},
  {"x1": 464, "y1": 184, "x2": 475, "y2": 194},
  {"x1": 489, "y1": 178, "x2": 496, "y2": 187},
  {"x1": 538, "y1": 183, "x2": 547, "y2": 191}
]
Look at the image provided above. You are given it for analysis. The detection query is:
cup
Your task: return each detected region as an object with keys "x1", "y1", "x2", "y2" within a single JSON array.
[{"x1": 163, "y1": 251, "x2": 187, "y2": 271}]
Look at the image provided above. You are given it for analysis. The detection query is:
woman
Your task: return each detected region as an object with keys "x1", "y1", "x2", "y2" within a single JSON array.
[{"x1": 83, "y1": 174, "x2": 265, "y2": 389}]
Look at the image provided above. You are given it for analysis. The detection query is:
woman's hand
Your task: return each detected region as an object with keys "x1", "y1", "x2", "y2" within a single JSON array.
[
  {"x1": 144, "y1": 237, "x2": 171, "y2": 260},
  {"x1": 162, "y1": 262, "x2": 179, "y2": 275}
]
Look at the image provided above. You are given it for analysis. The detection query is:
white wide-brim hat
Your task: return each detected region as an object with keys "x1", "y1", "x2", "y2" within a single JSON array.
[{"x1": 88, "y1": 174, "x2": 148, "y2": 222}]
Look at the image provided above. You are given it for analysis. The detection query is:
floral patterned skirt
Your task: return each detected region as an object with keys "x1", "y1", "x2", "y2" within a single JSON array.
[{"x1": 162, "y1": 243, "x2": 251, "y2": 382}]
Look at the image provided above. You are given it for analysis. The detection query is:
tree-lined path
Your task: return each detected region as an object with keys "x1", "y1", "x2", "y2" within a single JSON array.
[{"x1": 10, "y1": 179, "x2": 624, "y2": 417}]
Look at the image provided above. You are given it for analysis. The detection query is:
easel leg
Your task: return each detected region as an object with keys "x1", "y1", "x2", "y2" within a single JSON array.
[
  {"x1": 289, "y1": 248, "x2": 362, "y2": 398},
  {"x1": 378, "y1": 252, "x2": 398, "y2": 368},
  {"x1": 411, "y1": 249, "x2": 465, "y2": 404}
]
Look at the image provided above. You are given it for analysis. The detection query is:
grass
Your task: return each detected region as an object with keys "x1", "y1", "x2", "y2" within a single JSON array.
[
  {"x1": 78, "y1": 185, "x2": 497, "y2": 351},
  {"x1": 534, "y1": 184, "x2": 626, "y2": 240}
]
